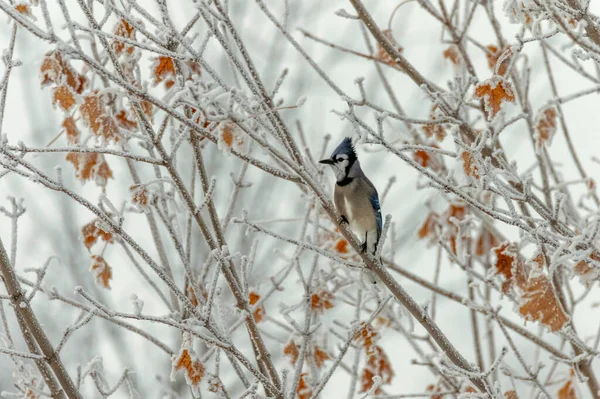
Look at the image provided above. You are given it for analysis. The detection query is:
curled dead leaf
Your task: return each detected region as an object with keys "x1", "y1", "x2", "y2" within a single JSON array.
[{"x1": 90, "y1": 255, "x2": 112, "y2": 289}]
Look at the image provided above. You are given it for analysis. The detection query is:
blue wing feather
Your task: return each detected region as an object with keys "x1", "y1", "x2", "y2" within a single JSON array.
[{"x1": 369, "y1": 193, "x2": 382, "y2": 235}]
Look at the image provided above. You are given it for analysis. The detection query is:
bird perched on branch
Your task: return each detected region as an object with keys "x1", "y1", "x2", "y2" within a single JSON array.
[{"x1": 320, "y1": 137, "x2": 382, "y2": 284}]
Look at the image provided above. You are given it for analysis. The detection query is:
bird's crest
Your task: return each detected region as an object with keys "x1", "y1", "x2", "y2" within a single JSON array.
[{"x1": 331, "y1": 137, "x2": 356, "y2": 159}]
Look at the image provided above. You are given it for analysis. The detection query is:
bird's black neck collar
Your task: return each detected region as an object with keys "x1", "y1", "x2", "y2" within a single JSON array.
[{"x1": 336, "y1": 177, "x2": 353, "y2": 186}]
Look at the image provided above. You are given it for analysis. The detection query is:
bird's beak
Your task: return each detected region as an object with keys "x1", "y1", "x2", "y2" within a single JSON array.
[{"x1": 319, "y1": 158, "x2": 334, "y2": 165}]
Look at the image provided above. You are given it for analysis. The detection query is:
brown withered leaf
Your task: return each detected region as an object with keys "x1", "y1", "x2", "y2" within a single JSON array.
[
  {"x1": 62, "y1": 117, "x2": 79, "y2": 145},
  {"x1": 141, "y1": 100, "x2": 153, "y2": 122},
  {"x1": 355, "y1": 322, "x2": 377, "y2": 356},
  {"x1": 418, "y1": 212, "x2": 439, "y2": 240},
  {"x1": 519, "y1": 274, "x2": 569, "y2": 332},
  {"x1": 359, "y1": 345, "x2": 394, "y2": 394},
  {"x1": 80, "y1": 94, "x2": 120, "y2": 143},
  {"x1": 313, "y1": 345, "x2": 330, "y2": 369},
  {"x1": 65, "y1": 152, "x2": 97, "y2": 183},
  {"x1": 443, "y1": 46, "x2": 460, "y2": 65},
  {"x1": 376, "y1": 29, "x2": 403, "y2": 66},
  {"x1": 297, "y1": 373, "x2": 312, "y2": 399},
  {"x1": 422, "y1": 124, "x2": 446, "y2": 142},
  {"x1": 66, "y1": 152, "x2": 112, "y2": 187},
  {"x1": 493, "y1": 243, "x2": 516, "y2": 280},
  {"x1": 426, "y1": 384, "x2": 443, "y2": 399},
  {"x1": 486, "y1": 45, "x2": 512, "y2": 76},
  {"x1": 414, "y1": 150, "x2": 431, "y2": 168},
  {"x1": 90, "y1": 255, "x2": 112, "y2": 289},
  {"x1": 573, "y1": 260, "x2": 600, "y2": 287},
  {"x1": 173, "y1": 349, "x2": 205, "y2": 388},
  {"x1": 334, "y1": 238, "x2": 348, "y2": 253},
  {"x1": 558, "y1": 376, "x2": 576, "y2": 399},
  {"x1": 40, "y1": 51, "x2": 86, "y2": 93},
  {"x1": 311, "y1": 289, "x2": 334, "y2": 312},
  {"x1": 116, "y1": 109, "x2": 137, "y2": 130},
  {"x1": 113, "y1": 19, "x2": 135, "y2": 55},
  {"x1": 283, "y1": 340, "x2": 299, "y2": 364},
  {"x1": 153, "y1": 56, "x2": 176, "y2": 88},
  {"x1": 15, "y1": 3, "x2": 33, "y2": 17},
  {"x1": 130, "y1": 184, "x2": 149, "y2": 207},
  {"x1": 187, "y1": 286, "x2": 199, "y2": 308},
  {"x1": 447, "y1": 203, "x2": 466, "y2": 223},
  {"x1": 52, "y1": 85, "x2": 76, "y2": 112},
  {"x1": 534, "y1": 107, "x2": 557, "y2": 151},
  {"x1": 248, "y1": 291, "x2": 265, "y2": 323},
  {"x1": 461, "y1": 150, "x2": 479, "y2": 178},
  {"x1": 474, "y1": 78, "x2": 515, "y2": 119},
  {"x1": 505, "y1": 390, "x2": 519, "y2": 399},
  {"x1": 95, "y1": 158, "x2": 113, "y2": 187},
  {"x1": 81, "y1": 219, "x2": 114, "y2": 250},
  {"x1": 475, "y1": 229, "x2": 499, "y2": 257}
]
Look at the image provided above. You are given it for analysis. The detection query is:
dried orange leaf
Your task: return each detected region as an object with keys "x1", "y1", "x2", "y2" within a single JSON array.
[
  {"x1": 355, "y1": 322, "x2": 377, "y2": 355},
  {"x1": 443, "y1": 46, "x2": 460, "y2": 65},
  {"x1": 519, "y1": 274, "x2": 569, "y2": 332},
  {"x1": 113, "y1": 19, "x2": 136, "y2": 55},
  {"x1": 475, "y1": 230, "x2": 499, "y2": 257},
  {"x1": 359, "y1": 345, "x2": 394, "y2": 394},
  {"x1": 297, "y1": 373, "x2": 312, "y2": 399},
  {"x1": 311, "y1": 289, "x2": 334, "y2": 312},
  {"x1": 486, "y1": 45, "x2": 512, "y2": 76},
  {"x1": 423, "y1": 124, "x2": 446, "y2": 142},
  {"x1": 173, "y1": 349, "x2": 205, "y2": 389},
  {"x1": 153, "y1": 56, "x2": 176, "y2": 88},
  {"x1": 493, "y1": 243, "x2": 516, "y2": 280},
  {"x1": 283, "y1": 340, "x2": 299, "y2": 364},
  {"x1": 248, "y1": 291, "x2": 265, "y2": 323},
  {"x1": 461, "y1": 151, "x2": 479, "y2": 178},
  {"x1": 116, "y1": 109, "x2": 137, "y2": 130},
  {"x1": 505, "y1": 390, "x2": 519, "y2": 399},
  {"x1": 474, "y1": 78, "x2": 515, "y2": 119},
  {"x1": 414, "y1": 150, "x2": 431, "y2": 168},
  {"x1": 52, "y1": 85, "x2": 76, "y2": 112},
  {"x1": 90, "y1": 255, "x2": 112, "y2": 289},
  {"x1": 534, "y1": 106, "x2": 557, "y2": 152},
  {"x1": 15, "y1": 3, "x2": 32, "y2": 17},
  {"x1": 418, "y1": 213, "x2": 438, "y2": 239},
  {"x1": 218, "y1": 122, "x2": 244, "y2": 154},
  {"x1": 313, "y1": 345, "x2": 330, "y2": 369},
  {"x1": 80, "y1": 94, "x2": 120, "y2": 143},
  {"x1": 558, "y1": 378, "x2": 576, "y2": 399},
  {"x1": 574, "y1": 260, "x2": 600, "y2": 287},
  {"x1": 376, "y1": 30, "x2": 403, "y2": 66},
  {"x1": 334, "y1": 238, "x2": 348, "y2": 253},
  {"x1": 447, "y1": 203, "x2": 466, "y2": 222},
  {"x1": 130, "y1": 184, "x2": 149, "y2": 207},
  {"x1": 81, "y1": 219, "x2": 113, "y2": 250},
  {"x1": 426, "y1": 385, "x2": 443, "y2": 399},
  {"x1": 40, "y1": 51, "x2": 86, "y2": 93},
  {"x1": 62, "y1": 117, "x2": 79, "y2": 145}
]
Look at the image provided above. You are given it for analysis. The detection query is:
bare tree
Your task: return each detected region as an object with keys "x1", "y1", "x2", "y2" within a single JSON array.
[{"x1": 1, "y1": 0, "x2": 600, "y2": 398}]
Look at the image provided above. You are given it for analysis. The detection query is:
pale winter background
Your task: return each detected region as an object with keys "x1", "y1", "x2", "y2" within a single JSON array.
[{"x1": 1, "y1": 0, "x2": 600, "y2": 398}]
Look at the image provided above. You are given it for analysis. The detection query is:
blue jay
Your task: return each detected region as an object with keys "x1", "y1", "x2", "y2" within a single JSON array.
[{"x1": 320, "y1": 137, "x2": 382, "y2": 258}]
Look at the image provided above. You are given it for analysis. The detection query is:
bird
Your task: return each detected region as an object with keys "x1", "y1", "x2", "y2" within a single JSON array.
[{"x1": 320, "y1": 137, "x2": 382, "y2": 284}]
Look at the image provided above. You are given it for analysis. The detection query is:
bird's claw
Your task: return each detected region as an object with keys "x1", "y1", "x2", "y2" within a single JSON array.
[
  {"x1": 339, "y1": 215, "x2": 349, "y2": 225},
  {"x1": 360, "y1": 242, "x2": 367, "y2": 253}
]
